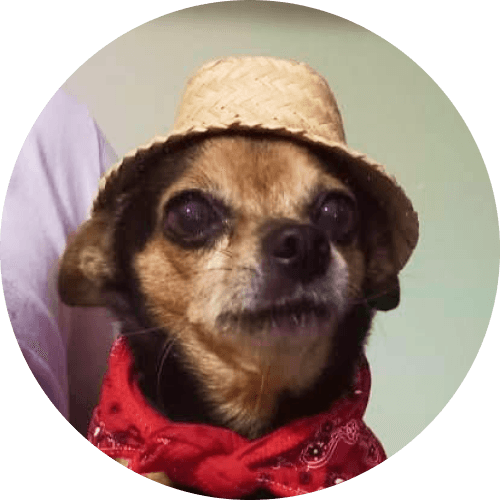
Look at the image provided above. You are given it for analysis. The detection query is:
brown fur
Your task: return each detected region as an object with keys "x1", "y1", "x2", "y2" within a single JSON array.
[
  {"x1": 59, "y1": 134, "x2": 399, "y2": 493},
  {"x1": 133, "y1": 137, "x2": 366, "y2": 436}
]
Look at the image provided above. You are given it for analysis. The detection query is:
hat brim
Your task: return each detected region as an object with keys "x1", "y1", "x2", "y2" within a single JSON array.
[{"x1": 99, "y1": 123, "x2": 418, "y2": 272}]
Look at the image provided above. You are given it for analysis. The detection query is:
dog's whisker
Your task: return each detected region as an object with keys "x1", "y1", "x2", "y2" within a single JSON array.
[
  {"x1": 120, "y1": 325, "x2": 164, "y2": 337},
  {"x1": 204, "y1": 267, "x2": 236, "y2": 272},
  {"x1": 156, "y1": 337, "x2": 178, "y2": 405},
  {"x1": 256, "y1": 365, "x2": 269, "y2": 414},
  {"x1": 217, "y1": 249, "x2": 234, "y2": 258},
  {"x1": 203, "y1": 266, "x2": 257, "y2": 274}
]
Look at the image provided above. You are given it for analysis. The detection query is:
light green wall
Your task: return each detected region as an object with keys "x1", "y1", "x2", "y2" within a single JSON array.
[{"x1": 63, "y1": 1, "x2": 499, "y2": 457}]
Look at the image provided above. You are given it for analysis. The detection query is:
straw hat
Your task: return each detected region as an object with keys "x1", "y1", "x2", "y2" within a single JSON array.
[{"x1": 100, "y1": 56, "x2": 418, "y2": 271}]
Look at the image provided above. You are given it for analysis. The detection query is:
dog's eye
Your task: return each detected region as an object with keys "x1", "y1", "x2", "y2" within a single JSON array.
[
  {"x1": 163, "y1": 191, "x2": 226, "y2": 247},
  {"x1": 311, "y1": 192, "x2": 358, "y2": 242}
]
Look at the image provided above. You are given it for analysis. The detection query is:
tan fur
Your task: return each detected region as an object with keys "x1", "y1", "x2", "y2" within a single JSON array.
[
  {"x1": 133, "y1": 137, "x2": 366, "y2": 437},
  {"x1": 56, "y1": 132, "x2": 402, "y2": 494},
  {"x1": 58, "y1": 213, "x2": 115, "y2": 307}
]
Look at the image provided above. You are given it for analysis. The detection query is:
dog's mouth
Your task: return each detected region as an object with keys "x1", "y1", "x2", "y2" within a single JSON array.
[{"x1": 217, "y1": 299, "x2": 334, "y2": 339}]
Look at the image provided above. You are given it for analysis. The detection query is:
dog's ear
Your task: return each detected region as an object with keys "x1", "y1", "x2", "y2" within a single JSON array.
[
  {"x1": 365, "y1": 275, "x2": 400, "y2": 311},
  {"x1": 58, "y1": 212, "x2": 115, "y2": 307}
]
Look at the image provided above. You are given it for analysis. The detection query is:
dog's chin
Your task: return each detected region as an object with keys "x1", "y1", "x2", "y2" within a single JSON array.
[{"x1": 217, "y1": 299, "x2": 337, "y2": 347}]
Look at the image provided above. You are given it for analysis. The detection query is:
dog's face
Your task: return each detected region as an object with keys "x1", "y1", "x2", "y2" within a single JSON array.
[{"x1": 59, "y1": 134, "x2": 399, "y2": 438}]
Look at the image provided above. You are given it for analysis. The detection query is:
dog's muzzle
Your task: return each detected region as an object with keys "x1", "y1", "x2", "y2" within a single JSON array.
[{"x1": 216, "y1": 223, "x2": 339, "y2": 340}]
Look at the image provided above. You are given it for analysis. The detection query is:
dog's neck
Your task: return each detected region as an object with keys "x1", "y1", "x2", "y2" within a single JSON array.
[
  {"x1": 89, "y1": 335, "x2": 386, "y2": 498},
  {"x1": 119, "y1": 299, "x2": 374, "y2": 439}
]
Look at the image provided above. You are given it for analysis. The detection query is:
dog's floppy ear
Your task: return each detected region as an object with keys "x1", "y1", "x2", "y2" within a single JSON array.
[
  {"x1": 58, "y1": 212, "x2": 115, "y2": 307},
  {"x1": 365, "y1": 275, "x2": 400, "y2": 311}
]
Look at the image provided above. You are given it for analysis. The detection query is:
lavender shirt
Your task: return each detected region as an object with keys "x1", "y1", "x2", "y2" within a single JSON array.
[{"x1": 1, "y1": 89, "x2": 117, "y2": 430}]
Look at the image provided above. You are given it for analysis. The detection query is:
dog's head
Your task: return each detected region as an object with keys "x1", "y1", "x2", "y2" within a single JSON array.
[{"x1": 59, "y1": 132, "x2": 401, "y2": 437}]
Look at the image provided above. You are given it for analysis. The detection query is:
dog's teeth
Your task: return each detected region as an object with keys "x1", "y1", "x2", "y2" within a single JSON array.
[
  {"x1": 292, "y1": 314, "x2": 299, "y2": 325},
  {"x1": 300, "y1": 313, "x2": 307, "y2": 327},
  {"x1": 271, "y1": 317, "x2": 277, "y2": 328}
]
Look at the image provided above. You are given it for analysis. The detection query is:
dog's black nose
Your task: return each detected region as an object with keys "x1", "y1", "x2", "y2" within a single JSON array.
[{"x1": 264, "y1": 224, "x2": 331, "y2": 283}]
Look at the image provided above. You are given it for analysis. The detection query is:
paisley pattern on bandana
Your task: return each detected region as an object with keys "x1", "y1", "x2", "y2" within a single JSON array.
[{"x1": 88, "y1": 338, "x2": 386, "y2": 498}]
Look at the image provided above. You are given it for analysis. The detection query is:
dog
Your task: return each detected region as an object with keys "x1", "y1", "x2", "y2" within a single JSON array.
[{"x1": 58, "y1": 57, "x2": 418, "y2": 497}]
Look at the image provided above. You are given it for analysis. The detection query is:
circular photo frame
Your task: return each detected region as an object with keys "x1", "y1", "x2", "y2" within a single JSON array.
[{"x1": 2, "y1": 2, "x2": 499, "y2": 499}]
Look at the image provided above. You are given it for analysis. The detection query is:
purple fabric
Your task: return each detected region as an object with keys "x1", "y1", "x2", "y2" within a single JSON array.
[{"x1": 1, "y1": 89, "x2": 117, "y2": 419}]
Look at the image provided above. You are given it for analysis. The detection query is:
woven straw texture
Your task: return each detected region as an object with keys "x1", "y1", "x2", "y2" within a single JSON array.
[{"x1": 99, "y1": 56, "x2": 418, "y2": 270}]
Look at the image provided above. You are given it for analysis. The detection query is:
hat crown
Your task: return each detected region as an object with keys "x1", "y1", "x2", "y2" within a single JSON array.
[
  {"x1": 99, "y1": 56, "x2": 418, "y2": 273},
  {"x1": 172, "y1": 56, "x2": 346, "y2": 144}
]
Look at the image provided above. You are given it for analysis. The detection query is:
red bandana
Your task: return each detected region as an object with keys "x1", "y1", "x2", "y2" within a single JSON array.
[{"x1": 89, "y1": 338, "x2": 386, "y2": 498}]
